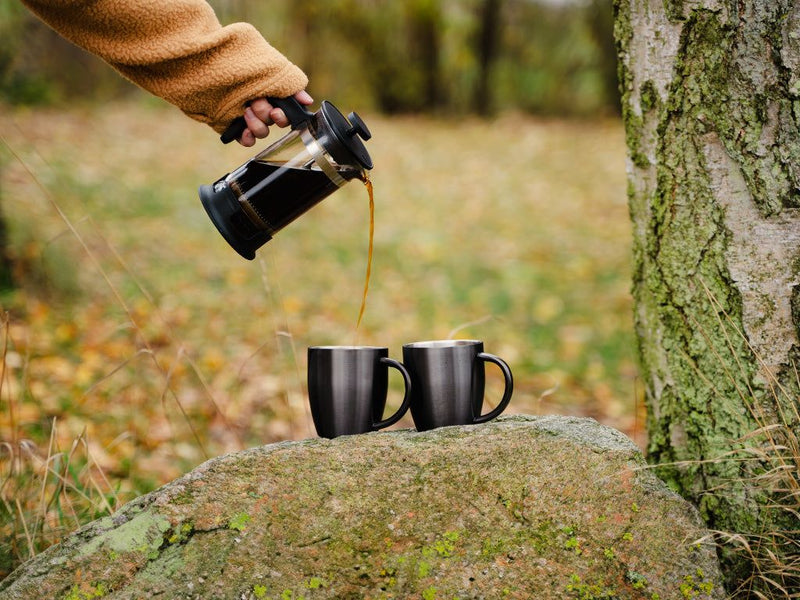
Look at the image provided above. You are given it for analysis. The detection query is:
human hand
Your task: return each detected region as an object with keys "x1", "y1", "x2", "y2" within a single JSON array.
[{"x1": 237, "y1": 90, "x2": 314, "y2": 147}]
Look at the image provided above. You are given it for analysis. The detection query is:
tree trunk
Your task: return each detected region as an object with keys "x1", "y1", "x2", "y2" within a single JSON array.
[
  {"x1": 586, "y1": 0, "x2": 621, "y2": 115},
  {"x1": 473, "y1": 0, "x2": 502, "y2": 114},
  {"x1": 0, "y1": 183, "x2": 13, "y2": 292},
  {"x1": 407, "y1": 0, "x2": 442, "y2": 111},
  {"x1": 614, "y1": 0, "x2": 800, "y2": 593}
]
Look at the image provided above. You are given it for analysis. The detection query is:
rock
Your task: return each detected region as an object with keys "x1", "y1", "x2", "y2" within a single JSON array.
[{"x1": 0, "y1": 416, "x2": 724, "y2": 599}]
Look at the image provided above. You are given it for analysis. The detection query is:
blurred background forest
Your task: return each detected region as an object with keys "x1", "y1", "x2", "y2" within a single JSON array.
[
  {"x1": 0, "y1": 0, "x2": 634, "y2": 579},
  {"x1": 0, "y1": 0, "x2": 619, "y2": 116}
]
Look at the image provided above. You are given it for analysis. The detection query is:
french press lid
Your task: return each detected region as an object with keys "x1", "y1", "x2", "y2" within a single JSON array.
[
  {"x1": 318, "y1": 101, "x2": 373, "y2": 170},
  {"x1": 220, "y1": 97, "x2": 373, "y2": 170}
]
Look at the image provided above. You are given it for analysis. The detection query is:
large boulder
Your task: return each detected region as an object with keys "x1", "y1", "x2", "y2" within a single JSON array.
[{"x1": 1, "y1": 416, "x2": 724, "y2": 599}]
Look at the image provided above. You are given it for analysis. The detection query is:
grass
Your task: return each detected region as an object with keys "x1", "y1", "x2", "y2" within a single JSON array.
[
  {"x1": 696, "y1": 279, "x2": 800, "y2": 598},
  {"x1": 0, "y1": 100, "x2": 637, "y2": 577},
  {"x1": 628, "y1": 277, "x2": 800, "y2": 599}
]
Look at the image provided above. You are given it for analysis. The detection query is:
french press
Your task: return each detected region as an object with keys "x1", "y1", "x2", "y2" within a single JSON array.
[{"x1": 199, "y1": 97, "x2": 373, "y2": 260}]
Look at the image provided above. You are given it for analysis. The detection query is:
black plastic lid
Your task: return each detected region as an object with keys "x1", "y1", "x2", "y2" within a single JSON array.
[{"x1": 320, "y1": 100, "x2": 373, "y2": 170}]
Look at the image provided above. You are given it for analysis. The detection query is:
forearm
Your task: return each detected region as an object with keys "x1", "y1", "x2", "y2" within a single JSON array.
[{"x1": 21, "y1": 0, "x2": 308, "y2": 133}]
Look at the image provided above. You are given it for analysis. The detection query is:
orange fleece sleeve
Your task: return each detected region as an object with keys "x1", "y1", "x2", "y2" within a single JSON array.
[{"x1": 21, "y1": 0, "x2": 308, "y2": 133}]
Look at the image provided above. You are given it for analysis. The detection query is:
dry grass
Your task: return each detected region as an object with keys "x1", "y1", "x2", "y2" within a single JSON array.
[
  {"x1": 633, "y1": 277, "x2": 800, "y2": 599},
  {"x1": 697, "y1": 279, "x2": 800, "y2": 598}
]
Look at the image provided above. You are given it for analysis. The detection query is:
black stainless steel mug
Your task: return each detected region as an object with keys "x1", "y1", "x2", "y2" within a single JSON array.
[
  {"x1": 307, "y1": 346, "x2": 412, "y2": 439},
  {"x1": 402, "y1": 340, "x2": 513, "y2": 432}
]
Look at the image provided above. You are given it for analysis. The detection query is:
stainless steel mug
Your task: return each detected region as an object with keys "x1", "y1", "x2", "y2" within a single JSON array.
[
  {"x1": 307, "y1": 346, "x2": 412, "y2": 439},
  {"x1": 402, "y1": 340, "x2": 513, "y2": 431}
]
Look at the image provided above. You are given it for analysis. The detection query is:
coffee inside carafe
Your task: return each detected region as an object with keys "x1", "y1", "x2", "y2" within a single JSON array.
[{"x1": 229, "y1": 159, "x2": 363, "y2": 236}]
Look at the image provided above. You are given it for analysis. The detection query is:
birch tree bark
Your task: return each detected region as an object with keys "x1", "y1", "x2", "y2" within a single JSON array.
[{"x1": 614, "y1": 0, "x2": 800, "y2": 591}]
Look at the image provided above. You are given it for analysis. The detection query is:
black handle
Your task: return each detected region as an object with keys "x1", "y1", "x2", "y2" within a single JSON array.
[
  {"x1": 372, "y1": 357, "x2": 412, "y2": 431},
  {"x1": 219, "y1": 95, "x2": 314, "y2": 144},
  {"x1": 472, "y1": 352, "x2": 514, "y2": 424}
]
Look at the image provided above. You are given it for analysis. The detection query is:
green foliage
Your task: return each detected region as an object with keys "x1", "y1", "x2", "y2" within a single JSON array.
[
  {"x1": 0, "y1": 0, "x2": 138, "y2": 106},
  {"x1": 2, "y1": 0, "x2": 618, "y2": 117},
  {"x1": 0, "y1": 0, "x2": 47, "y2": 104},
  {"x1": 0, "y1": 426, "x2": 119, "y2": 583}
]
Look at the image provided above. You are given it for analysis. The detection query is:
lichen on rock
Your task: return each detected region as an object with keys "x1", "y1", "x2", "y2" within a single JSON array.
[{"x1": 0, "y1": 416, "x2": 723, "y2": 599}]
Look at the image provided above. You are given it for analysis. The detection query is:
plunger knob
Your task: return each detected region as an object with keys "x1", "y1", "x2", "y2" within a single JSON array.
[{"x1": 346, "y1": 112, "x2": 372, "y2": 141}]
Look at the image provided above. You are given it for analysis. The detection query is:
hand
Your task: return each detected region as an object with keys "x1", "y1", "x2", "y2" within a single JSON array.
[{"x1": 237, "y1": 90, "x2": 314, "y2": 147}]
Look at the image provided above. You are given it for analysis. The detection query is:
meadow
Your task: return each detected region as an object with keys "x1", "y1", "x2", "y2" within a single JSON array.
[{"x1": 0, "y1": 101, "x2": 635, "y2": 573}]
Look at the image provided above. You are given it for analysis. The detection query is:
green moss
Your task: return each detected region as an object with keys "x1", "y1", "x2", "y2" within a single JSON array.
[
  {"x1": 626, "y1": 110, "x2": 651, "y2": 168},
  {"x1": 78, "y1": 510, "x2": 171, "y2": 561},
  {"x1": 62, "y1": 583, "x2": 108, "y2": 600},
  {"x1": 620, "y1": 3, "x2": 800, "y2": 590},
  {"x1": 422, "y1": 587, "x2": 437, "y2": 600},
  {"x1": 424, "y1": 531, "x2": 459, "y2": 558},
  {"x1": 566, "y1": 574, "x2": 617, "y2": 599},
  {"x1": 170, "y1": 489, "x2": 195, "y2": 505},
  {"x1": 228, "y1": 512, "x2": 251, "y2": 532},
  {"x1": 639, "y1": 80, "x2": 660, "y2": 113},
  {"x1": 481, "y1": 538, "x2": 507, "y2": 557},
  {"x1": 564, "y1": 536, "x2": 581, "y2": 554},
  {"x1": 305, "y1": 577, "x2": 325, "y2": 590},
  {"x1": 613, "y1": 0, "x2": 650, "y2": 170},
  {"x1": 167, "y1": 522, "x2": 193, "y2": 545},
  {"x1": 252, "y1": 584, "x2": 267, "y2": 598},
  {"x1": 679, "y1": 569, "x2": 715, "y2": 598},
  {"x1": 626, "y1": 571, "x2": 648, "y2": 590},
  {"x1": 662, "y1": 0, "x2": 685, "y2": 21},
  {"x1": 417, "y1": 559, "x2": 432, "y2": 578}
]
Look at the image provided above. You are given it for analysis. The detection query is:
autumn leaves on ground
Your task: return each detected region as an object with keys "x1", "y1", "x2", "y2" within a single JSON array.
[{"x1": 0, "y1": 101, "x2": 634, "y2": 576}]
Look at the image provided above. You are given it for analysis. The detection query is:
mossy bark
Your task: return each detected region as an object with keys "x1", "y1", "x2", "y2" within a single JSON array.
[{"x1": 614, "y1": 0, "x2": 800, "y2": 591}]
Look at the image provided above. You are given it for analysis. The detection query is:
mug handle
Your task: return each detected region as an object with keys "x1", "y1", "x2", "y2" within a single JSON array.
[
  {"x1": 473, "y1": 353, "x2": 514, "y2": 424},
  {"x1": 372, "y1": 357, "x2": 412, "y2": 430}
]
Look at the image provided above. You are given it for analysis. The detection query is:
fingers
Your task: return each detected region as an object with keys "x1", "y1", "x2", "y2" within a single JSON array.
[
  {"x1": 235, "y1": 90, "x2": 314, "y2": 146},
  {"x1": 243, "y1": 105, "x2": 270, "y2": 139},
  {"x1": 269, "y1": 90, "x2": 315, "y2": 128},
  {"x1": 239, "y1": 129, "x2": 256, "y2": 147},
  {"x1": 269, "y1": 108, "x2": 289, "y2": 128},
  {"x1": 249, "y1": 98, "x2": 274, "y2": 123},
  {"x1": 294, "y1": 89, "x2": 314, "y2": 105}
]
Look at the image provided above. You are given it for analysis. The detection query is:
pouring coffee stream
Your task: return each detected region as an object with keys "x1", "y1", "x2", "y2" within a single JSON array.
[
  {"x1": 356, "y1": 175, "x2": 374, "y2": 332},
  {"x1": 199, "y1": 96, "x2": 375, "y2": 330}
]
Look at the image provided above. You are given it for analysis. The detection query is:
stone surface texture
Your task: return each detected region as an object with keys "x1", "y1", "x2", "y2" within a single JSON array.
[{"x1": 0, "y1": 416, "x2": 724, "y2": 599}]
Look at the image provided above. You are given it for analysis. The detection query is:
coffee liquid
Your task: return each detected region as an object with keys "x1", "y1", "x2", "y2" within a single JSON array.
[
  {"x1": 231, "y1": 160, "x2": 361, "y2": 234},
  {"x1": 355, "y1": 175, "x2": 374, "y2": 332}
]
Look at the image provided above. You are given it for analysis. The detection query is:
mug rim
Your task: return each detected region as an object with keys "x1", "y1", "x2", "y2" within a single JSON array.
[
  {"x1": 402, "y1": 339, "x2": 482, "y2": 349},
  {"x1": 308, "y1": 345, "x2": 388, "y2": 351}
]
